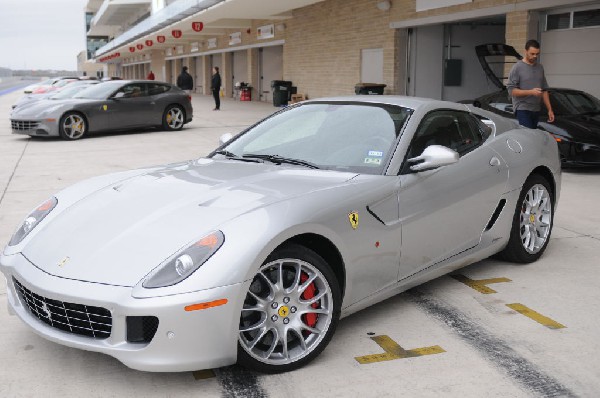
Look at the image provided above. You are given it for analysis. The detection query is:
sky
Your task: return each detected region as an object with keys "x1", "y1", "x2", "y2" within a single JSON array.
[{"x1": 0, "y1": 0, "x2": 89, "y2": 71}]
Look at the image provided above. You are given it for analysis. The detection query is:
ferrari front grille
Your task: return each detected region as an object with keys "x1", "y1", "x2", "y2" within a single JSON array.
[
  {"x1": 11, "y1": 120, "x2": 39, "y2": 131},
  {"x1": 13, "y1": 278, "x2": 112, "y2": 339}
]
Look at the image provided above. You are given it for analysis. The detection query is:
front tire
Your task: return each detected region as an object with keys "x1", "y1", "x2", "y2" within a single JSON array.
[
  {"x1": 59, "y1": 112, "x2": 87, "y2": 140},
  {"x1": 237, "y1": 243, "x2": 341, "y2": 373},
  {"x1": 499, "y1": 174, "x2": 554, "y2": 263},
  {"x1": 162, "y1": 105, "x2": 184, "y2": 131}
]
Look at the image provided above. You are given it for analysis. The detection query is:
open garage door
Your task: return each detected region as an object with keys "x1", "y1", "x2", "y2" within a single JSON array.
[{"x1": 406, "y1": 18, "x2": 505, "y2": 102}]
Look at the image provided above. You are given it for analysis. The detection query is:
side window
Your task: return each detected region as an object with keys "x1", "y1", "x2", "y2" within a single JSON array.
[
  {"x1": 115, "y1": 84, "x2": 147, "y2": 98},
  {"x1": 148, "y1": 83, "x2": 170, "y2": 96},
  {"x1": 403, "y1": 110, "x2": 485, "y2": 173},
  {"x1": 453, "y1": 113, "x2": 483, "y2": 155}
]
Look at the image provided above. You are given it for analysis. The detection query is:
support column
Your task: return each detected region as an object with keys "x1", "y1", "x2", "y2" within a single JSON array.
[
  {"x1": 394, "y1": 29, "x2": 408, "y2": 95},
  {"x1": 505, "y1": 10, "x2": 530, "y2": 78},
  {"x1": 150, "y1": 50, "x2": 165, "y2": 81},
  {"x1": 202, "y1": 55, "x2": 211, "y2": 95},
  {"x1": 248, "y1": 48, "x2": 259, "y2": 101},
  {"x1": 222, "y1": 52, "x2": 233, "y2": 98}
]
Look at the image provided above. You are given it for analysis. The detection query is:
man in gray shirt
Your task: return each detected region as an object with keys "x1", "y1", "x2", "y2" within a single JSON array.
[{"x1": 507, "y1": 39, "x2": 555, "y2": 128}]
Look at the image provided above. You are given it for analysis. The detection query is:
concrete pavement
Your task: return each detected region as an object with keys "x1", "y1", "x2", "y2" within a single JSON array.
[{"x1": 1, "y1": 89, "x2": 599, "y2": 397}]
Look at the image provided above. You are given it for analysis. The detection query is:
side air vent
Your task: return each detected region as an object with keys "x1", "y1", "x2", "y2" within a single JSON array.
[{"x1": 485, "y1": 199, "x2": 506, "y2": 231}]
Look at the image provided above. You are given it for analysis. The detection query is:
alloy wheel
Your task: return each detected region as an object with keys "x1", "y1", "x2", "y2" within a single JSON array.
[
  {"x1": 62, "y1": 114, "x2": 86, "y2": 139},
  {"x1": 239, "y1": 258, "x2": 334, "y2": 366},
  {"x1": 166, "y1": 107, "x2": 184, "y2": 129},
  {"x1": 519, "y1": 183, "x2": 552, "y2": 254}
]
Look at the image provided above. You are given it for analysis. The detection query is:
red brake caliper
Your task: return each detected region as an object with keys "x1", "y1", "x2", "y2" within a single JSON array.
[{"x1": 300, "y1": 272, "x2": 320, "y2": 332}]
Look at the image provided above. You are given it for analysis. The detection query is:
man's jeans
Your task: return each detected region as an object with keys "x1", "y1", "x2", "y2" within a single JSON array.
[{"x1": 515, "y1": 110, "x2": 540, "y2": 129}]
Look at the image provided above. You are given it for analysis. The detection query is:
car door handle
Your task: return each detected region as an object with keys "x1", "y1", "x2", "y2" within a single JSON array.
[{"x1": 489, "y1": 157, "x2": 501, "y2": 167}]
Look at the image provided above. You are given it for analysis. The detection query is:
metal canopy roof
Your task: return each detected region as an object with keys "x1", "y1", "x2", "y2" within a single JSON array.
[{"x1": 94, "y1": 0, "x2": 325, "y2": 58}]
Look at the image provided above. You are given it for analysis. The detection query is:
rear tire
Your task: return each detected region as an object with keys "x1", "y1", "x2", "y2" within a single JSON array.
[
  {"x1": 499, "y1": 174, "x2": 554, "y2": 263},
  {"x1": 162, "y1": 105, "x2": 184, "y2": 131},
  {"x1": 237, "y1": 243, "x2": 341, "y2": 373}
]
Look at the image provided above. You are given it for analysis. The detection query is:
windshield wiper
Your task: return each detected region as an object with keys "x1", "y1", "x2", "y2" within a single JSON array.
[
  {"x1": 242, "y1": 154, "x2": 320, "y2": 169},
  {"x1": 213, "y1": 150, "x2": 262, "y2": 163}
]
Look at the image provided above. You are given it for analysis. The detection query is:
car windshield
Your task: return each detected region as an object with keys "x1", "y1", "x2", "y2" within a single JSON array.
[
  {"x1": 49, "y1": 83, "x2": 97, "y2": 99},
  {"x1": 218, "y1": 102, "x2": 412, "y2": 175},
  {"x1": 73, "y1": 81, "x2": 123, "y2": 99},
  {"x1": 36, "y1": 78, "x2": 55, "y2": 86},
  {"x1": 53, "y1": 79, "x2": 77, "y2": 88},
  {"x1": 549, "y1": 91, "x2": 600, "y2": 115}
]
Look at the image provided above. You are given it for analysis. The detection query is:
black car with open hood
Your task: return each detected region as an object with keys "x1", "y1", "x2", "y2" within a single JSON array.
[{"x1": 470, "y1": 43, "x2": 600, "y2": 167}]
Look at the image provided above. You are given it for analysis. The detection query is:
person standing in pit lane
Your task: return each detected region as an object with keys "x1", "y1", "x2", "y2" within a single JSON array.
[
  {"x1": 177, "y1": 66, "x2": 194, "y2": 95},
  {"x1": 507, "y1": 39, "x2": 555, "y2": 129}
]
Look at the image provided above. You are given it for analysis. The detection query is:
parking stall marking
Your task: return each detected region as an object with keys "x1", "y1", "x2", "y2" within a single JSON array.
[
  {"x1": 408, "y1": 291, "x2": 576, "y2": 397},
  {"x1": 355, "y1": 335, "x2": 445, "y2": 364},
  {"x1": 192, "y1": 369, "x2": 216, "y2": 380},
  {"x1": 506, "y1": 303, "x2": 566, "y2": 329},
  {"x1": 451, "y1": 274, "x2": 511, "y2": 294}
]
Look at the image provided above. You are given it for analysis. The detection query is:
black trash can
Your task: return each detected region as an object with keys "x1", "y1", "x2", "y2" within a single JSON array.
[
  {"x1": 272, "y1": 80, "x2": 293, "y2": 106},
  {"x1": 355, "y1": 83, "x2": 386, "y2": 95}
]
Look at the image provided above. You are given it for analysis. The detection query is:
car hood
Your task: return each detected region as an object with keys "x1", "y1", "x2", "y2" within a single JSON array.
[
  {"x1": 540, "y1": 114, "x2": 600, "y2": 144},
  {"x1": 11, "y1": 99, "x2": 89, "y2": 118},
  {"x1": 23, "y1": 159, "x2": 357, "y2": 287}
]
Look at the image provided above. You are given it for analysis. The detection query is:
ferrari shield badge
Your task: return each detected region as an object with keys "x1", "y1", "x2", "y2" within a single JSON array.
[
  {"x1": 103, "y1": 105, "x2": 108, "y2": 111},
  {"x1": 348, "y1": 211, "x2": 359, "y2": 230}
]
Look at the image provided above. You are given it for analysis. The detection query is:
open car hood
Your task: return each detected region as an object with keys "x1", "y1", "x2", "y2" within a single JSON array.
[{"x1": 475, "y1": 43, "x2": 523, "y2": 90}]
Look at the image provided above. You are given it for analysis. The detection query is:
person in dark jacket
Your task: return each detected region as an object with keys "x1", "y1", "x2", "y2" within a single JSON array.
[
  {"x1": 177, "y1": 66, "x2": 194, "y2": 94},
  {"x1": 211, "y1": 66, "x2": 221, "y2": 110}
]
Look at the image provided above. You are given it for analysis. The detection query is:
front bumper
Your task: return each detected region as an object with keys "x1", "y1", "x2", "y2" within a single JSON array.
[
  {"x1": 0, "y1": 252, "x2": 249, "y2": 372},
  {"x1": 559, "y1": 141, "x2": 600, "y2": 167},
  {"x1": 11, "y1": 118, "x2": 59, "y2": 136}
]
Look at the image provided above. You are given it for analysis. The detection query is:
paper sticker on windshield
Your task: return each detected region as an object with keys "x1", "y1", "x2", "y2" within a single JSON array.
[
  {"x1": 364, "y1": 157, "x2": 382, "y2": 165},
  {"x1": 368, "y1": 150, "x2": 383, "y2": 157}
]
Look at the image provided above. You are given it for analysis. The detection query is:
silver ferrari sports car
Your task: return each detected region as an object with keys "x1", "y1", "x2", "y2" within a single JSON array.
[
  {"x1": 10, "y1": 80, "x2": 193, "y2": 140},
  {"x1": 1, "y1": 96, "x2": 560, "y2": 373}
]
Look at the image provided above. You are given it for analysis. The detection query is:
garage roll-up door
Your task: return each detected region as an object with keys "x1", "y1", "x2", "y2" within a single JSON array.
[{"x1": 541, "y1": 28, "x2": 600, "y2": 98}]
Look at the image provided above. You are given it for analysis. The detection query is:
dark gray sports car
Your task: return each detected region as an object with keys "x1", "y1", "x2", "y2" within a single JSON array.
[{"x1": 10, "y1": 80, "x2": 193, "y2": 140}]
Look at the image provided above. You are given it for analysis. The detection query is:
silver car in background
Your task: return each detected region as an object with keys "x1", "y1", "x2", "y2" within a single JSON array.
[
  {"x1": 1, "y1": 96, "x2": 560, "y2": 373},
  {"x1": 10, "y1": 80, "x2": 193, "y2": 140},
  {"x1": 12, "y1": 80, "x2": 100, "y2": 110}
]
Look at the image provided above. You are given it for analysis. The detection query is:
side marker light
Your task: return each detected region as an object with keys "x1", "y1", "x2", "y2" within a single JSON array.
[{"x1": 185, "y1": 299, "x2": 228, "y2": 312}]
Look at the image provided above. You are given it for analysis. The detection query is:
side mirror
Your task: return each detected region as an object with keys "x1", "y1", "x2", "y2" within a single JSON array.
[
  {"x1": 112, "y1": 92, "x2": 125, "y2": 99},
  {"x1": 219, "y1": 133, "x2": 233, "y2": 146},
  {"x1": 408, "y1": 145, "x2": 459, "y2": 172}
]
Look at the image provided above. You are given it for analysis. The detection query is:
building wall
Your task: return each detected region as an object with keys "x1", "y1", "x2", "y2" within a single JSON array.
[
  {"x1": 101, "y1": 0, "x2": 593, "y2": 99},
  {"x1": 285, "y1": 0, "x2": 397, "y2": 99},
  {"x1": 283, "y1": 0, "x2": 539, "y2": 99}
]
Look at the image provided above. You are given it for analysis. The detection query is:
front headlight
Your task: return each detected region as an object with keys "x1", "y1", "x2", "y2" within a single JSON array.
[
  {"x1": 9, "y1": 197, "x2": 58, "y2": 246},
  {"x1": 142, "y1": 231, "x2": 225, "y2": 288}
]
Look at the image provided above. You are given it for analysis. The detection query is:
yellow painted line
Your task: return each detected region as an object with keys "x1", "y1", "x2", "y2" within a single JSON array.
[
  {"x1": 452, "y1": 274, "x2": 511, "y2": 294},
  {"x1": 506, "y1": 303, "x2": 566, "y2": 329},
  {"x1": 192, "y1": 369, "x2": 216, "y2": 380},
  {"x1": 355, "y1": 335, "x2": 445, "y2": 364}
]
